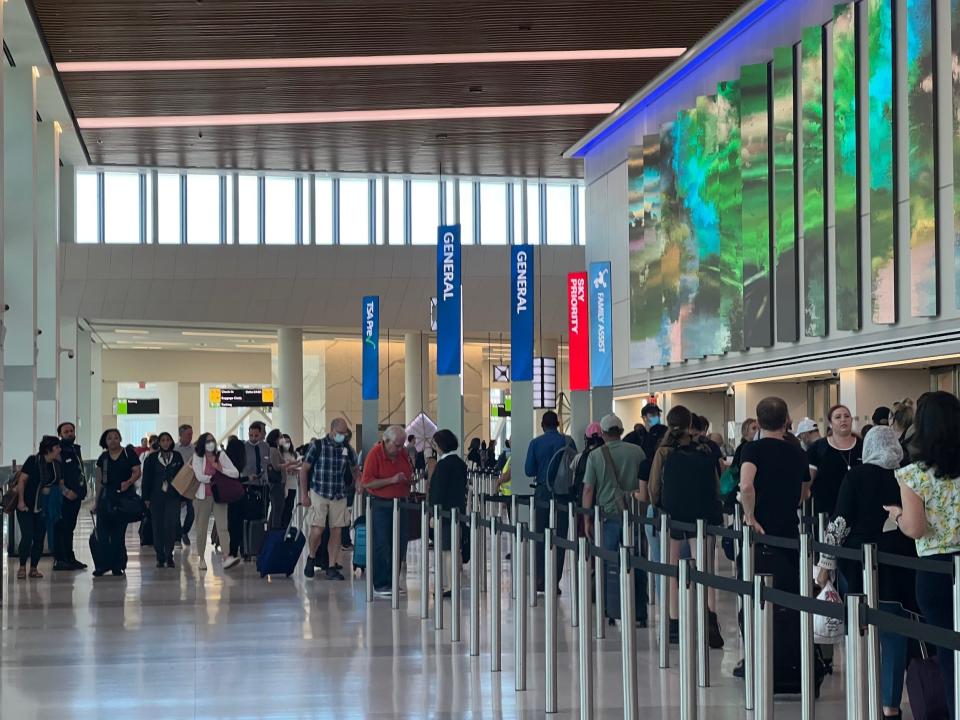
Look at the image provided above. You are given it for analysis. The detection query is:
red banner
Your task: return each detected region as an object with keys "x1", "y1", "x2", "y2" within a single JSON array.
[{"x1": 567, "y1": 272, "x2": 590, "y2": 391}]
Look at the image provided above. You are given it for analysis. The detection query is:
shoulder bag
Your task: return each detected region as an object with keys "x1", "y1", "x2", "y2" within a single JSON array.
[
  {"x1": 101, "y1": 451, "x2": 146, "y2": 524},
  {"x1": 211, "y1": 457, "x2": 245, "y2": 504},
  {"x1": 599, "y1": 445, "x2": 627, "y2": 514}
]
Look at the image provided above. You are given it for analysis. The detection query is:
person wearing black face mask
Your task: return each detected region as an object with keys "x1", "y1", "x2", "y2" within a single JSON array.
[{"x1": 54, "y1": 422, "x2": 88, "y2": 571}]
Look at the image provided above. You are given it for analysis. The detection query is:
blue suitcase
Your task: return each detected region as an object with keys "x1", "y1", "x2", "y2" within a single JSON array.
[
  {"x1": 352, "y1": 516, "x2": 366, "y2": 572},
  {"x1": 256, "y1": 526, "x2": 305, "y2": 577}
]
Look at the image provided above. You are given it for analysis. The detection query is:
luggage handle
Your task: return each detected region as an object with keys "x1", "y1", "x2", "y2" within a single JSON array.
[{"x1": 905, "y1": 610, "x2": 933, "y2": 659}]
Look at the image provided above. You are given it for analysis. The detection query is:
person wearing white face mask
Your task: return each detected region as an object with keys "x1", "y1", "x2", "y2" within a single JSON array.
[
  {"x1": 191, "y1": 432, "x2": 242, "y2": 570},
  {"x1": 277, "y1": 433, "x2": 301, "y2": 529},
  {"x1": 299, "y1": 418, "x2": 358, "y2": 580}
]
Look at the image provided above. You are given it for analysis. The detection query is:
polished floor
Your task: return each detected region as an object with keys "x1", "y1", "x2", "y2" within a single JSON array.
[{"x1": 1, "y1": 512, "x2": 903, "y2": 719}]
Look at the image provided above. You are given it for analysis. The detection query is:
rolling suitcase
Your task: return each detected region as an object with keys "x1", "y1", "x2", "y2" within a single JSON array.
[
  {"x1": 242, "y1": 486, "x2": 269, "y2": 559},
  {"x1": 256, "y1": 495, "x2": 305, "y2": 577},
  {"x1": 88, "y1": 511, "x2": 109, "y2": 574},
  {"x1": 352, "y1": 515, "x2": 367, "y2": 572}
]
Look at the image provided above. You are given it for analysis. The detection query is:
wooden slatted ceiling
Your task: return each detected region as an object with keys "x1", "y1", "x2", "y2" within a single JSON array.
[
  {"x1": 31, "y1": 1, "x2": 747, "y2": 59},
  {"x1": 29, "y1": 0, "x2": 749, "y2": 177}
]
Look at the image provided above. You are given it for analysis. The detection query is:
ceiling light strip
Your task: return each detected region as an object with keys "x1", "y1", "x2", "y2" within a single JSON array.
[
  {"x1": 57, "y1": 48, "x2": 687, "y2": 74},
  {"x1": 78, "y1": 103, "x2": 620, "y2": 129}
]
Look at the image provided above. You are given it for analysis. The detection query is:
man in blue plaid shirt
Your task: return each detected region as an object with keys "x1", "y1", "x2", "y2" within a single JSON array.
[{"x1": 300, "y1": 417, "x2": 357, "y2": 580}]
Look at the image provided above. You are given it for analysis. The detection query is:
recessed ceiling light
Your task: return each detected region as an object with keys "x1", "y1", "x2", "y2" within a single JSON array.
[
  {"x1": 79, "y1": 103, "x2": 620, "y2": 130},
  {"x1": 181, "y1": 331, "x2": 276, "y2": 339},
  {"x1": 57, "y1": 48, "x2": 686, "y2": 74},
  {"x1": 114, "y1": 329, "x2": 149, "y2": 335}
]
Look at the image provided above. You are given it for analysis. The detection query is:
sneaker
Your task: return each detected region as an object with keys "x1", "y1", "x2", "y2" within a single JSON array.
[
  {"x1": 304, "y1": 559, "x2": 316, "y2": 578},
  {"x1": 181, "y1": 534, "x2": 191, "y2": 547},
  {"x1": 70, "y1": 559, "x2": 88, "y2": 570},
  {"x1": 52, "y1": 561, "x2": 72, "y2": 571},
  {"x1": 325, "y1": 568, "x2": 345, "y2": 581},
  {"x1": 733, "y1": 659, "x2": 745, "y2": 678},
  {"x1": 198, "y1": 558, "x2": 207, "y2": 571},
  {"x1": 223, "y1": 555, "x2": 241, "y2": 570},
  {"x1": 112, "y1": 570, "x2": 125, "y2": 577},
  {"x1": 669, "y1": 618, "x2": 679, "y2": 644},
  {"x1": 373, "y1": 587, "x2": 392, "y2": 598},
  {"x1": 92, "y1": 569, "x2": 106, "y2": 578},
  {"x1": 708, "y1": 611, "x2": 724, "y2": 649},
  {"x1": 167, "y1": 560, "x2": 176, "y2": 569}
]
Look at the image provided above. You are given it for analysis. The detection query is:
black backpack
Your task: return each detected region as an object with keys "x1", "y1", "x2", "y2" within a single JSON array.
[{"x1": 658, "y1": 444, "x2": 721, "y2": 524}]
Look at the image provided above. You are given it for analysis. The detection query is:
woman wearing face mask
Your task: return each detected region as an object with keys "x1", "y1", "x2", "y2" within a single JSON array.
[
  {"x1": 191, "y1": 432, "x2": 241, "y2": 571},
  {"x1": 94, "y1": 429, "x2": 142, "y2": 577},
  {"x1": 808, "y1": 404, "x2": 862, "y2": 517},
  {"x1": 265, "y1": 429, "x2": 288, "y2": 529},
  {"x1": 141, "y1": 432, "x2": 185, "y2": 568},
  {"x1": 14, "y1": 435, "x2": 63, "y2": 579},
  {"x1": 278, "y1": 433, "x2": 301, "y2": 529}
]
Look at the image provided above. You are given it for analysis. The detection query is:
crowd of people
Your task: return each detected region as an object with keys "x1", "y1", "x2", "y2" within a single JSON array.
[{"x1": 7, "y1": 391, "x2": 960, "y2": 719}]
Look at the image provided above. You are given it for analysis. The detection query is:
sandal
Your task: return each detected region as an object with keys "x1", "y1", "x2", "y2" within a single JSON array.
[
  {"x1": 29, "y1": 569, "x2": 43, "y2": 579},
  {"x1": 16, "y1": 567, "x2": 26, "y2": 580}
]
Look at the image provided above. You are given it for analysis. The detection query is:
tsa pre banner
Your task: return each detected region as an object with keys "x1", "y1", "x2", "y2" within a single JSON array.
[
  {"x1": 588, "y1": 261, "x2": 612, "y2": 388},
  {"x1": 436, "y1": 225, "x2": 462, "y2": 376},
  {"x1": 361, "y1": 295, "x2": 379, "y2": 401},
  {"x1": 567, "y1": 272, "x2": 589, "y2": 391},
  {"x1": 510, "y1": 245, "x2": 534, "y2": 382}
]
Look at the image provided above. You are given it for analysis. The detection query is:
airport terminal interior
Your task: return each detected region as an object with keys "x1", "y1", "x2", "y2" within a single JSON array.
[{"x1": 4, "y1": 0, "x2": 960, "y2": 717}]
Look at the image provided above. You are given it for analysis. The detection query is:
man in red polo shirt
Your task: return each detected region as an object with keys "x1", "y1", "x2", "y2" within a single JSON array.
[{"x1": 362, "y1": 425, "x2": 414, "y2": 596}]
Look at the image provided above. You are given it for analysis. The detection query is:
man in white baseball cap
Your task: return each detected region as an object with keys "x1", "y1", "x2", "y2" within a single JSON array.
[{"x1": 795, "y1": 417, "x2": 821, "y2": 451}]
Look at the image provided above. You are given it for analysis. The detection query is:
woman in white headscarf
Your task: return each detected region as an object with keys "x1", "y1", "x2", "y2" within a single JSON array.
[{"x1": 816, "y1": 425, "x2": 917, "y2": 719}]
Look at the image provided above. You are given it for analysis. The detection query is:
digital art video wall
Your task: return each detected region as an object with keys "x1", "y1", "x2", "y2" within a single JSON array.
[{"x1": 628, "y1": 0, "x2": 960, "y2": 370}]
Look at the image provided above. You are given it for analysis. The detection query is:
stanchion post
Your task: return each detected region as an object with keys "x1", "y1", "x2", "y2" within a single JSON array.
[
  {"x1": 528, "y1": 497, "x2": 538, "y2": 608},
  {"x1": 620, "y1": 545, "x2": 638, "y2": 720},
  {"x1": 845, "y1": 594, "x2": 867, "y2": 720},
  {"x1": 799, "y1": 532, "x2": 815, "y2": 720},
  {"x1": 545, "y1": 527, "x2": 558, "y2": 714},
  {"x1": 490, "y1": 515, "x2": 501, "y2": 672},
  {"x1": 953, "y1": 556, "x2": 960, "y2": 716},
  {"x1": 391, "y1": 499, "x2": 401, "y2": 610},
  {"x1": 434, "y1": 505, "x2": 443, "y2": 630},
  {"x1": 451, "y1": 508, "x2": 461, "y2": 643},
  {"x1": 577, "y1": 537, "x2": 593, "y2": 720},
  {"x1": 753, "y1": 573, "x2": 773, "y2": 720},
  {"x1": 365, "y1": 495, "x2": 373, "y2": 602},
  {"x1": 469, "y1": 510, "x2": 480, "y2": 657},
  {"x1": 569, "y1": 502, "x2": 579, "y2": 628},
  {"x1": 594, "y1": 506, "x2": 605, "y2": 640},
  {"x1": 679, "y1": 559, "x2": 698, "y2": 720},
  {"x1": 420, "y1": 502, "x2": 429, "y2": 620},
  {"x1": 742, "y1": 525, "x2": 755, "y2": 710},
  {"x1": 862, "y1": 543, "x2": 881, "y2": 719},
  {"x1": 511, "y1": 495, "x2": 518, "y2": 600},
  {"x1": 659, "y1": 512, "x2": 671, "y2": 669},
  {"x1": 515, "y1": 522, "x2": 528, "y2": 690},
  {"x1": 695, "y1": 518, "x2": 710, "y2": 688}
]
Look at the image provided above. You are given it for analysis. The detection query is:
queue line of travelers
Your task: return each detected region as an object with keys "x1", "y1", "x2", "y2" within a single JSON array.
[{"x1": 8, "y1": 392, "x2": 960, "y2": 719}]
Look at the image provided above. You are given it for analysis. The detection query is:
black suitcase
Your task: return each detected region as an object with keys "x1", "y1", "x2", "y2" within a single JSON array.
[
  {"x1": 772, "y1": 605, "x2": 827, "y2": 696},
  {"x1": 139, "y1": 515, "x2": 153, "y2": 546},
  {"x1": 88, "y1": 511, "x2": 109, "y2": 573},
  {"x1": 243, "y1": 518, "x2": 267, "y2": 559}
]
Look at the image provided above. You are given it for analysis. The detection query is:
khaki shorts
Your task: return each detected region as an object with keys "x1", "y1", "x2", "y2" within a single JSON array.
[{"x1": 307, "y1": 491, "x2": 349, "y2": 528}]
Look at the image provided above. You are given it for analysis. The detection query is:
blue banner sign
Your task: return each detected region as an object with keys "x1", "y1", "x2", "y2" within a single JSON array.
[
  {"x1": 361, "y1": 295, "x2": 379, "y2": 400},
  {"x1": 588, "y1": 261, "x2": 613, "y2": 387},
  {"x1": 510, "y1": 245, "x2": 534, "y2": 382},
  {"x1": 436, "y1": 225, "x2": 462, "y2": 376}
]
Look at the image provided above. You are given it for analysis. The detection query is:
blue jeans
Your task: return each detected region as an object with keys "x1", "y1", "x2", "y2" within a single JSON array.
[
  {"x1": 371, "y1": 497, "x2": 408, "y2": 591},
  {"x1": 878, "y1": 601, "x2": 909, "y2": 710},
  {"x1": 916, "y1": 563, "x2": 956, "y2": 719}
]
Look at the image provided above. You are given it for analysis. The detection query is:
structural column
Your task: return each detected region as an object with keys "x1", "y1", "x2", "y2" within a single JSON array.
[
  {"x1": 404, "y1": 332, "x2": 429, "y2": 424},
  {"x1": 2, "y1": 67, "x2": 38, "y2": 464},
  {"x1": 277, "y1": 327, "x2": 305, "y2": 446},
  {"x1": 35, "y1": 121, "x2": 60, "y2": 437}
]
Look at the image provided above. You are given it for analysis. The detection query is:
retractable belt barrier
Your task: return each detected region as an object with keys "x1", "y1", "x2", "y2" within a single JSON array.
[{"x1": 373, "y1": 495, "x2": 960, "y2": 719}]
